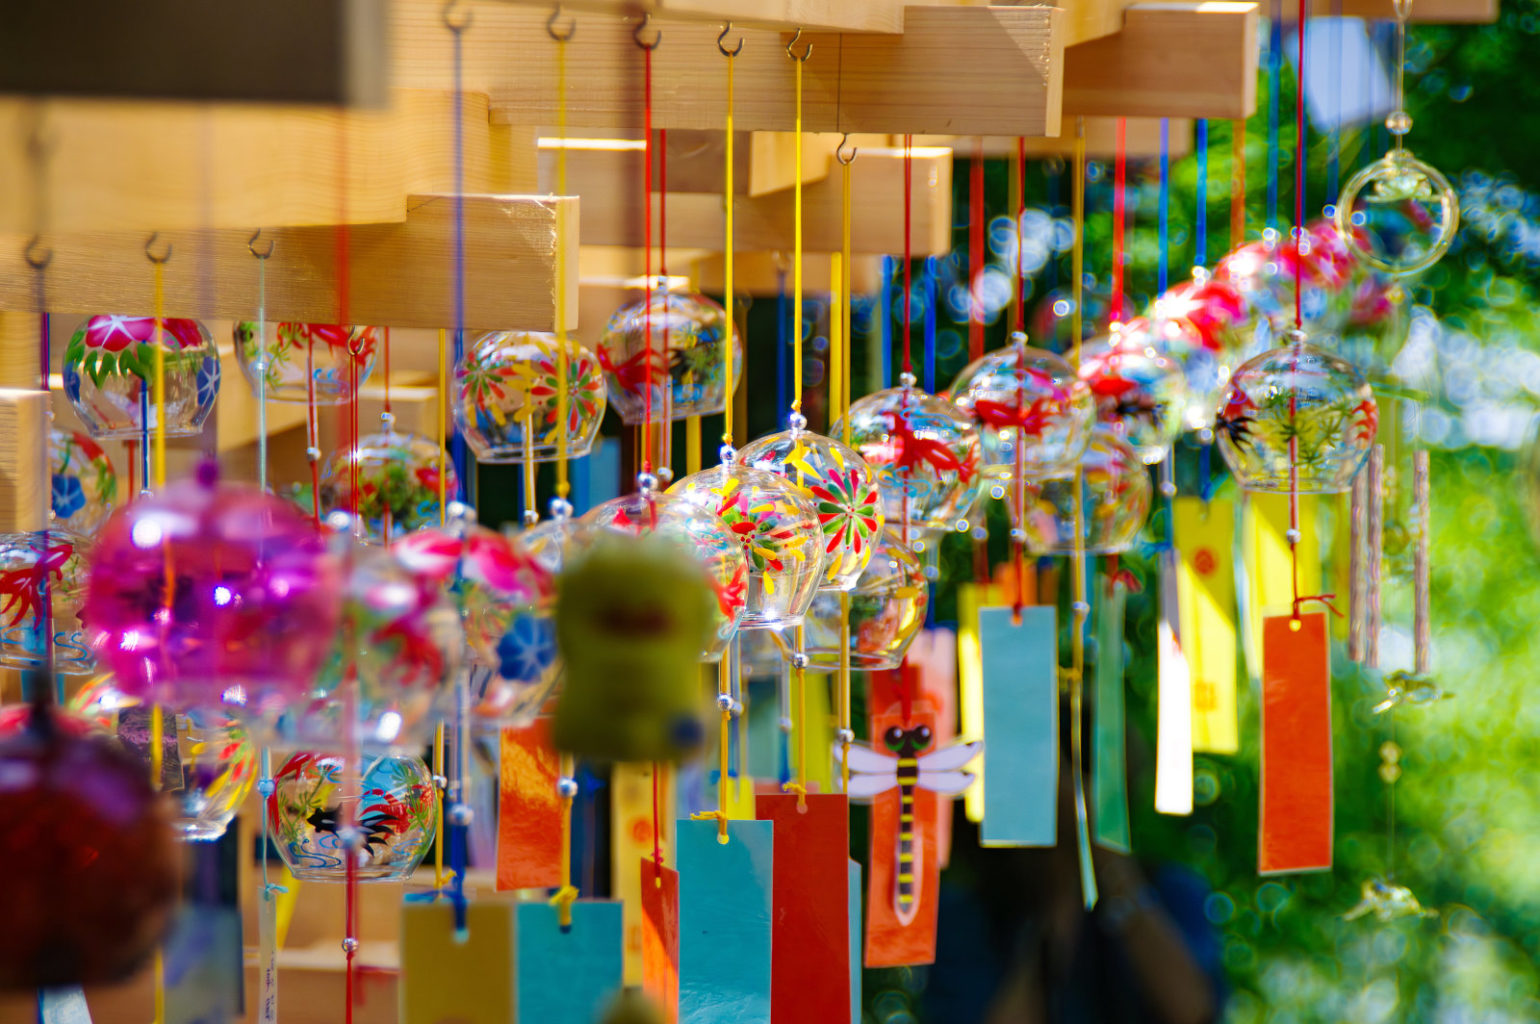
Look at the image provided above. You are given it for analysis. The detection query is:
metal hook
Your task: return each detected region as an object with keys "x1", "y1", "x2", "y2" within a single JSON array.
[
  {"x1": 547, "y1": 3, "x2": 575, "y2": 42},
  {"x1": 145, "y1": 232, "x2": 172, "y2": 264},
  {"x1": 248, "y1": 228, "x2": 274, "y2": 260},
  {"x1": 786, "y1": 27, "x2": 812, "y2": 62},
  {"x1": 717, "y1": 21, "x2": 743, "y2": 57},
  {"x1": 836, "y1": 133, "x2": 857, "y2": 166},
  {"x1": 633, "y1": 12, "x2": 660, "y2": 50},
  {"x1": 442, "y1": 0, "x2": 472, "y2": 33},
  {"x1": 23, "y1": 234, "x2": 52, "y2": 270}
]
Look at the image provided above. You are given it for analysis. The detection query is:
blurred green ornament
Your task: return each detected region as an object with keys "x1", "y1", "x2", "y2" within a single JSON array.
[{"x1": 553, "y1": 535, "x2": 714, "y2": 762}]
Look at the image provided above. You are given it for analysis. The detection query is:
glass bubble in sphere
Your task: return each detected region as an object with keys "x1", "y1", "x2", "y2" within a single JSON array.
[
  {"x1": 233, "y1": 322, "x2": 380, "y2": 404},
  {"x1": 1078, "y1": 333, "x2": 1189, "y2": 463},
  {"x1": 0, "y1": 528, "x2": 95, "y2": 676},
  {"x1": 83, "y1": 468, "x2": 342, "y2": 719},
  {"x1": 1015, "y1": 427, "x2": 1152, "y2": 555},
  {"x1": 267, "y1": 752, "x2": 438, "y2": 882},
  {"x1": 947, "y1": 335, "x2": 1093, "y2": 482},
  {"x1": 1336, "y1": 146, "x2": 1459, "y2": 277},
  {"x1": 318, "y1": 419, "x2": 458, "y2": 544},
  {"x1": 392, "y1": 510, "x2": 553, "y2": 681},
  {"x1": 456, "y1": 331, "x2": 607, "y2": 463},
  {"x1": 68, "y1": 676, "x2": 256, "y2": 842},
  {"x1": 50, "y1": 429, "x2": 117, "y2": 535},
  {"x1": 1214, "y1": 330, "x2": 1378, "y2": 493},
  {"x1": 578, "y1": 490, "x2": 749, "y2": 661},
  {"x1": 1118, "y1": 315, "x2": 1228, "y2": 432},
  {"x1": 793, "y1": 527, "x2": 928, "y2": 672},
  {"x1": 738, "y1": 430, "x2": 884, "y2": 591},
  {"x1": 0, "y1": 698, "x2": 179, "y2": 990},
  {"x1": 274, "y1": 534, "x2": 463, "y2": 753},
  {"x1": 63, "y1": 315, "x2": 219, "y2": 441},
  {"x1": 833, "y1": 377, "x2": 983, "y2": 536},
  {"x1": 598, "y1": 289, "x2": 742, "y2": 425},
  {"x1": 667, "y1": 463, "x2": 824, "y2": 630}
]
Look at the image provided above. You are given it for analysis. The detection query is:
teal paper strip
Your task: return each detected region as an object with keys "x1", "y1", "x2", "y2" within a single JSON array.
[
  {"x1": 37, "y1": 988, "x2": 91, "y2": 1024},
  {"x1": 978, "y1": 606, "x2": 1059, "y2": 847},
  {"x1": 514, "y1": 902, "x2": 624, "y2": 1024},
  {"x1": 1093, "y1": 581, "x2": 1131, "y2": 853},
  {"x1": 677, "y1": 819, "x2": 774, "y2": 1024},
  {"x1": 848, "y1": 859, "x2": 862, "y2": 1024}
]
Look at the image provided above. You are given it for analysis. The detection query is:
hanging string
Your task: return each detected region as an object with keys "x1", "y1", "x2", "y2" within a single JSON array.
[
  {"x1": 970, "y1": 138, "x2": 985, "y2": 360},
  {"x1": 1068, "y1": 119, "x2": 1097, "y2": 909},
  {"x1": 1015, "y1": 137, "x2": 1027, "y2": 334},
  {"x1": 1231, "y1": 119, "x2": 1247, "y2": 249},
  {"x1": 147, "y1": 232, "x2": 171, "y2": 1024},
  {"x1": 722, "y1": 28, "x2": 738, "y2": 449},
  {"x1": 250, "y1": 232, "x2": 274, "y2": 492},
  {"x1": 305, "y1": 329, "x2": 321, "y2": 527},
  {"x1": 923, "y1": 257, "x2": 937, "y2": 393},
  {"x1": 639, "y1": 16, "x2": 659, "y2": 479},
  {"x1": 838, "y1": 139, "x2": 856, "y2": 792},
  {"x1": 26, "y1": 236, "x2": 54, "y2": 692},
  {"x1": 790, "y1": 31, "x2": 808, "y2": 417},
  {"x1": 659, "y1": 110, "x2": 673, "y2": 474},
  {"x1": 902, "y1": 134, "x2": 914, "y2": 380},
  {"x1": 1158, "y1": 119, "x2": 1170, "y2": 295},
  {"x1": 1328, "y1": 0, "x2": 1343, "y2": 209},
  {"x1": 1267, "y1": 0, "x2": 1282, "y2": 238},
  {"x1": 1111, "y1": 119, "x2": 1127, "y2": 325},
  {"x1": 1195, "y1": 121, "x2": 1209, "y2": 269}
]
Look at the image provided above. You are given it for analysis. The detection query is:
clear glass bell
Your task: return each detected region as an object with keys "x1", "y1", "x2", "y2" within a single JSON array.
[
  {"x1": 1015, "y1": 427, "x2": 1152, "y2": 555},
  {"x1": 946, "y1": 335, "x2": 1094, "y2": 482},
  {"x1": 792, "y1": 527, "x2": 928, "y2": 672},
  {"x1": 455, "y1": 331, "x2": 607, "y2": 463},
  {"x1": 598, "y1": 289, "x2": 742, "y2": 425},
  {"x1": 63, "y1": 315, "x2": 219, "y2": 441},
  {"x1": 1078, "y1": 332, "x2": 1189, "y2": 464},
  {"x1": 234, "y1": 322, "x2": 380, "y2": 404},
  {"x1": 1336, "y1": 146, "x2": 1459, "y2": 277},
  {"x1": 318, "y1": 422, "x2": 458, "y2": 544}
]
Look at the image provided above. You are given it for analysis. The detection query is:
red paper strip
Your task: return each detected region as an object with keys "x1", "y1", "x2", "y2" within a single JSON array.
[
  {"x1": 862, "y1": 699, "x2": 942, "y2": 968},
  {"x1": 1259, "y1": 611, "x2": 1333, "y2": 874},
  {"x1": 756, "y1": 792, "x2": 852, "y2": 1023},
  {"x1": 640, "y1": 863, "x2": 680, "y2": 1024},
  {"x1": 496, "y1": 719, "x2": 563, "y2": 891}
]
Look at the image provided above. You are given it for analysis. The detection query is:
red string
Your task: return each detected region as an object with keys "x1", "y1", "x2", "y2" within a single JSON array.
[
  {"x1": 641, "y1": 46, "x2": 655, "y2": 477},
  {"x1": 1015, "y1": 137, "x2": 1027, "y2": 334},
  {"x1": 970, "y1": 138, "x2": 985, "y2": 360},
  {"x1": 307, "y1": 337, "x2": 321, "y2": 529},
  {"x1": 1012, "y1": 334, "x2": 1027, "y2": 615},
  {"x1": 660, "y1": 125, "x2": 670, "y2": 465},
  {"x1": 383, "y1": 327, "x2": 392, "y2": 415},
  {"x1": 902, "y1": 134, "x2": 913, "y2": 377},
  {"x1": 1112, "y1": 119, "x2": 1127, "y2": 324},
  {"x1": 126, "y1": 440, "x2": 137, "y2": 497},
  {"x1": 650, "y1": 761, "x2": 664, "y2": 872}
]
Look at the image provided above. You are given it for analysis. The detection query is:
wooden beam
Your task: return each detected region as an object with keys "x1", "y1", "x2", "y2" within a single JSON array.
[
  {"x1": 0, "y1": 195, "x2": 578, "y2": 333},
  {"x1": 396, "y1": 2, "x2": 1063, "y2": 137},
  {"x1": 536, "y1": 130, "x2": 839, "y2": 197},
  {"x1": 487, "y1": 0, "x2": 910, "y2": 32},
  {"x1": 0, "y1": 92, "x2": 536, "y2": 235},
  {"x1": 565, "y1": 146, "x2": 952, "y2": 254},
  {"x1": 1063, "y1": 3, "x2": 1259, "y2": 120},
  {"x1": 0, "y1": 0, "x2": 388, "y2": 105},
  {"x1": 908, "y1": 118, "x2": 1195, "y2": 160}
]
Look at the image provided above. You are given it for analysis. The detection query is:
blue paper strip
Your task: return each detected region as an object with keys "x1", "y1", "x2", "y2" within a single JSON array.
[
  {"x1": 515, "y1": 901, "x2": 624, "y2": 1024},
  {"x1": 978, "y1": 606, "x2": 1059, "y2": 847},
  {"x1": 37, "y1": 988, "x2": 92, "y2": 1024},
  {"x1": 677, "y1": 819, "x2": 774, "y2": 1024},
  {"x1": 848, "y1": 860, "x2": 862, "y2": 1024}
]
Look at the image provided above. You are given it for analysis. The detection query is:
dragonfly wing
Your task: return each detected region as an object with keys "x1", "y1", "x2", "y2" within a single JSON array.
[
  {"x1": 917, "y1": 769, "x2": 975, "y2": 795},
  {"x1": 916, "y1": 740, "x2": 983, "y2": 772},
  {"x1": 847, "y1": 774, "x2": 899, "y2": 800}
]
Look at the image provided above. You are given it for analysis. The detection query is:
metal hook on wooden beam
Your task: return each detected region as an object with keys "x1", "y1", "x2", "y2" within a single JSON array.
[
  {"x1": 786, "y1": 27, "x2": 812, "y2": 62},
  {"x1": 547, "y1": 3, "x2": 575, "y2": 42},
  {"x1": 717, "y1": 21, "x2": 743, "y2": 57},
  {"x1": 634, "y1": 12, "x2": 661, "y2": 50},
  {"x1": 145, "y1": 231, "x2": 172, "y2": 264}
]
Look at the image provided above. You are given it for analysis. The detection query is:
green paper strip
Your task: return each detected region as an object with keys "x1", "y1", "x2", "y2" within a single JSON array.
[{"x1": 1093, "y1": 580, "x2": 1131, "y2": 854}]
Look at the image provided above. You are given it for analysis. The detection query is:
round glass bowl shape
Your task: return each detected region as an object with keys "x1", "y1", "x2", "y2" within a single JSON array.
[
  {"x1": 456, "y1": 331, "x2": 607, "y2": 463},
  {"x1": 598, "y1": 290, "x2": 742, "y2": 425},
  {"x1": 234, "y1": 321, "x2": 380, "y2": 404},
  {"x1": 947, "y1": 337, "x2": 1093, "y2": 482},
  {"x1": 63, "y1": 315, "x2": 219, "y2": 441},
  {"x1": 1014, "y1": 427, "x2": 1153, "y2": 555}
]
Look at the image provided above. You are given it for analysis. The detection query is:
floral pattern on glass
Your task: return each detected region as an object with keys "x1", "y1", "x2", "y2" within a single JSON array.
[
  {"x1": 318, "y1": 431, "x2": 457, "y2": 544},
  {"x1": 456, "y1": 331, "x2": 606, "y2": 463},
  {"x1": 598, "y1": 290, "x2": 741, "y2": 425},
  {"x1": 234, "y1": 321, "x2": 380, "y2": 404},
  {"x1": 64, "y1": 315, "x2": 219, "y2": 440},
  {"x1": 50, "y1": 429, "x2": 117, "y2": 536},
  {"x1": 0, "y1": 529, "x2": 93, "y2": 675}
]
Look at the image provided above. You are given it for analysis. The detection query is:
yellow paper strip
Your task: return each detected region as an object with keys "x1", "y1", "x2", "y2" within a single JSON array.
[
  {"x1": 1241, "y1": 493, "x2": 1321, "y2": 679},
  {"x1": 956, "y1": 582, "x2": 1000, "y2": 824},
  {"x1": 611, "y1": 762, "x2": 671, "y2": 986},
  {"x1": 1175, "y1": 497, "x2": 1239, "y2": 754}
]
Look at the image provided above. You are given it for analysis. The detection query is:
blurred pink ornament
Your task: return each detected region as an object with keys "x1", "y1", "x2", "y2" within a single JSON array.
[{"x1": 83, "y1": 467, "x2": 342, "y2": 718}]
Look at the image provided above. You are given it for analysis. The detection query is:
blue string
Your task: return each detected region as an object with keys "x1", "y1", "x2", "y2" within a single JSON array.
[
  {"x1": 880, "y1": 256, "x2": 894, "y2": 387},
  {"x1": 1195, "y1": 120, "x2": 1209, "y2": 269},
  {"x1": 923, "y1": 256, "x2": 938, "y2": 393},
  {"x1": 1267, "y1": 0, "x2": 1282, "y2": 236},
  {"x1": 1158, "y1": 119, "x2": 1170, "y2": 295},
  {"x1": 776, "y1": 269, "x2": 788, "y2": 428},
  {"x1": 1327, "y1": 0, "x2": 1342, "y2": 211}
]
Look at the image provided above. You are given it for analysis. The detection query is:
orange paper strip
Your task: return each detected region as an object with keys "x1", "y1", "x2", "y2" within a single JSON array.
[
  {"x1": 757, "y1": 793, "x2": 852, "y2": 1023},
  {"x1": 496, "y1": 719, "x2": 563, "y2": 891},
  {"x1": 862, "y1": 699, "x2": 942, "y2": 968},
  {"x1": 1259, "y1": 611, "x2": 1333, "y2": 874},
  {"x1": 640, "y1": 863, "x2": 680, "y2": 1024}
]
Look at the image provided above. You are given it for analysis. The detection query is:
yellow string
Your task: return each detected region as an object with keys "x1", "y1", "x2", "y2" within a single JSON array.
[
  {"x1": 840, "y1": 159, "x2": 853, "y2": 446},
  {"x1": 151, "y1": 251, "x2": 168, "y2": 1024},
  {"x1": 555, "y1": 36, "x2": 571, "y2": 500},
  {"x1": 791, "y1": 54, "x2": 803, "y2": 414},
  {"x1": 783, "y1": 624, "x2": 809, "y2": 810},
  {"x1": 722, "y1": 48, "x2": 736, "y2": 447},
  {"x1": 433, "y1": 723, "x2": 448, "y2": 888},
  {"x1": 550, "y1": 752, "x2": 578, "y2": 925},
  {"x1": 1070, "y1": 117, "x2": 1097, "y2": 909},
  {"x1": 437, "y1": 329, "x2": 448, "y2": 523}
]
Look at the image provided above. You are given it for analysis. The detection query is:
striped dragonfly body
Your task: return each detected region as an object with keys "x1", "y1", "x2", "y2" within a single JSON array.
[{"x1": 837, "y1": 726, "x2": 981, "y2": 924}]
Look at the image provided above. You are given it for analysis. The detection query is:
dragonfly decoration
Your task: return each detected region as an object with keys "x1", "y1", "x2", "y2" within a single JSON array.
[{"x1": 836, "y1": 727, "x2": 980, "y2": 924}]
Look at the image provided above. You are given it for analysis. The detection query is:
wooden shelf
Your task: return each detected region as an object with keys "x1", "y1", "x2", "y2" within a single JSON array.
[
  {"x1": 488, "y1": 0, "x2": 910, "y2": 32},
  {"x1": 0, "y1": 195, "x2": 578, "y2": 333}
]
